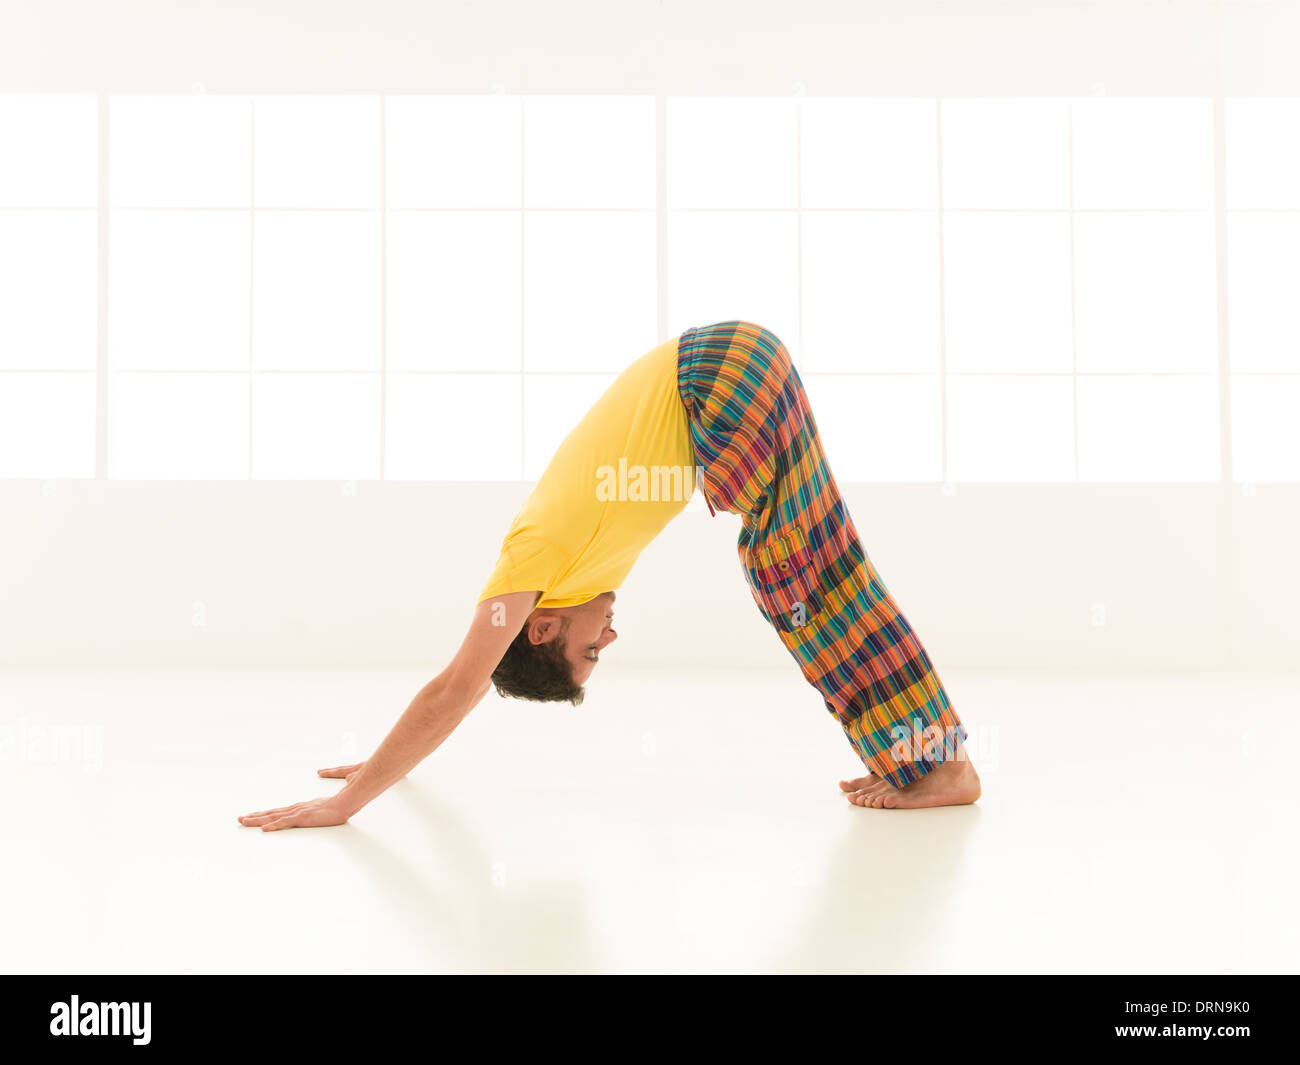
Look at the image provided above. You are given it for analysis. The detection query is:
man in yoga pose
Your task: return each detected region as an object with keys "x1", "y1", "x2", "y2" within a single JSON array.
[{"x1": 238, "y1": 321, "x2": 979, "y2": 832}]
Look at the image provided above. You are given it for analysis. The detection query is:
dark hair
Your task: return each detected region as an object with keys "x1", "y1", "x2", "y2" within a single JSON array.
[{"x1": 491, "y1": 616, "x2": 586, "y2": 706}]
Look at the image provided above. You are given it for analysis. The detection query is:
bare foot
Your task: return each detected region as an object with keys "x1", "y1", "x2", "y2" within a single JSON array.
[{"x1": 838, "y1": 754, "x2": 981, "y2": 810}]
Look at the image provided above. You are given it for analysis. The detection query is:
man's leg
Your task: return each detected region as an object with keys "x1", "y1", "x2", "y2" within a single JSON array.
[{"x1": 677, "y1": 320, "x2": 978, "y2": 808}]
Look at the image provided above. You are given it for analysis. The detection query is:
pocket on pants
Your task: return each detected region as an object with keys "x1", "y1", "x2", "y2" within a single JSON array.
[{"x1": 746, "y1": 525, "x2": 816, "y2": 632}]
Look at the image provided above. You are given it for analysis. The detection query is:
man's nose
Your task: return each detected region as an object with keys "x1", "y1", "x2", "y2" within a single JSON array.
[{"x1": 601, "y1": 628, "x2": 618, "y2": 647}]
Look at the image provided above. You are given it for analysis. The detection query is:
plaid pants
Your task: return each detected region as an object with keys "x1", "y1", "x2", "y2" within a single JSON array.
[{"x1": 676, "y1": 320, "x2": 967, "y2": 787}]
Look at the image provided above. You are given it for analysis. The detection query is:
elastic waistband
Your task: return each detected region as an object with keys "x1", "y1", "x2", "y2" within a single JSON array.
[{"x1": 674, "y1": 324, "x2": 699, "y2": 417}]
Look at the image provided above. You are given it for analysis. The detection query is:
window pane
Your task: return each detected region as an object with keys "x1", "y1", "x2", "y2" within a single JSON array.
[
  {"x1": 800, "y1": 97, "x2": 938, "y2": 209},
  {"x1": 667, "y1": 211, "x2": 800, "y2": 349},
  {"x1": 524, "y1": 95, "x2": 655, "y2": 209},
  {"x1": 941, "y1": 98, "x2": 1070, "y2": 210},
  {"x1": 0, "y1": 372, "x2": 96, "y2": 477},
  {"x1": 251, "y1": 372, "x2": 380, "y2": 479},
  {"x1": 109, "y1": 372, "x2": 249, "y2": 479},
  {"x1": 523, "y1": 373, "x2": 615, "y2": 480},
  {"x1": 1077, "y1": 375, "x2": 1219, "y2": 482},
  {"x1": 0, "y1": 93, "x2": 97, "y2": 208},
  {"x1": 252, "y1": 211, "x2": 381, "y2": 371},
  {"x1": 667, "y1": 97, "x2": 798, "y2": 208},
  {"x1": 943, "y1": 211, "x2": 1073, "y2": 373},
  {"x1": 387, "y1": 210, "x2": 521, "y2": 372},
  {"x1": 252, "y1": 95, "x2": 380, "y2": 208},
  {"x1": 523, "y1": 211, "x2": 656, "y2": 371},
  {"x1": 803, "y1": 374, "x2": 942, "y2": 481},
  {"x1": 111, "y1": 95, "x2": 251, "y2": 208},
  {"x1": 1074, "y1": 212, "x2": 1217, "y2": 373},
  {"x1": 946, "y1": 375, "x2": 1074, "y2": 482},
  {"x1": 0, "y1": 211, "x2": 97, "y2": 371},
  {"x1": 1227, "y1": 212, "x2": 1300, "y2": 373},
  {"x1": 1231, "y1": 374, "x2": 1300, "y2": 483},
  {"x1": 385, "y1": 95, "x2": 521, "y2": 209},
  {"x1": 386, "y1": 373, "x2": 521, "y2": 480},
  {"x1": 1071, "y1": 98, "x2": 1213, "y2": 210},
  {"x1": 109, "y1": 210, "x2": 250, "y2": 371},
  {"x1": 1226, "y1": 98, "x2": 1300, "y2": 210},
  {"x1": 801, "y1": 210, "x2": 940, "y2": 373}
]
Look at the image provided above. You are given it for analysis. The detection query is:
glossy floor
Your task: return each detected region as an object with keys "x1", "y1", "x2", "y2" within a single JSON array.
[{"x1": 2, "y1": 666, "x2": 1296, "y2": 974}]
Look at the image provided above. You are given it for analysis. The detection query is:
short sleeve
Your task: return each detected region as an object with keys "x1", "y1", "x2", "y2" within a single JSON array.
[{"x1": 476, "y1": 535, "x2": 571, "y2": 605}]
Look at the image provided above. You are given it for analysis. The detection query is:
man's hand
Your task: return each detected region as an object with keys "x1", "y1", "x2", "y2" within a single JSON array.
[
  {"x1": 237, "y1": 796, "x2": 350, "y2": 831},
  {"x1": 238, "y1": 593, "x2": 534, "y2": 836},
  {"x1": 236, "y1": 762, "x2": 366, "y2": 831}
]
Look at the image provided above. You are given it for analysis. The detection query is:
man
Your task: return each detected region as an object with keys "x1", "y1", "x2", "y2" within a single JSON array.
[{"x1": 238, "y1": 321, "x2": 979, "y2": 832}]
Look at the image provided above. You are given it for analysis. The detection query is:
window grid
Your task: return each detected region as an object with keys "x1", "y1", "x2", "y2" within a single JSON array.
[
  {"x1": 655, "y1": 92, "x2": 669, "y2": 349},
  {"x1": 1222, "y1": 100, "x2": 1300, "y2": 489},
  {"x1": 1214, "y1": 94, "x2": 1234, "y2": 489},
  {"x1": 1067, "y1": 103, "x2": 1080, "y2": 482},
  {"x1": 95, "y1": 92, "x2": 111, "y2": 479},
  {"x1": 518, "y1": 98, "x2": 526, "y2": 481},
  {"x1": 246, "y1": 97, "x2": 254, "y2": 479},
  {"x1": 794, "y1": 92, "x2": 804, "y2": 374},
  {"x1": 379, "y1": 95, "x2": 387, "y2": 479},
  {"x1": 915, "y1": 98, "x2": 1218, "y2": 483},
  {"x1": 934, "y1": 100, "x2": 949, "y2": 483},
  {"x1": 2, "y1": 94, "x2": 1297, "y2": 482}
]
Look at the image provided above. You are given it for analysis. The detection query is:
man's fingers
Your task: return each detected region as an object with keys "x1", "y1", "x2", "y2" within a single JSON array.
[
  {"x1": 318, "y1": 764, "x2": 361, "y2": 778},
  {"x1": 238, "y1": 802, "x2": 299, "y2": 824},
  {"x1": 261, "y1": 816, "x2": 292, "y2": 832}
]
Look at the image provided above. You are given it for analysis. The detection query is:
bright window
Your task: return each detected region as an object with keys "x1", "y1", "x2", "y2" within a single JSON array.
[{"x1": 3, "y1": 93, "x2": 1295, "y2": 484}]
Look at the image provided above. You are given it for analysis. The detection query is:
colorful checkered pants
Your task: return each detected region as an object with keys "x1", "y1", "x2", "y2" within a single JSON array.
[{"x1": 676, "y1": 320, "x2": 968, "y2": 787}]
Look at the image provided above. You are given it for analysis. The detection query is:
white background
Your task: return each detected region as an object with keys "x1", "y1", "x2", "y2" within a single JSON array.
[{"x1": 1, "y1": 0, "x2": 1297, "y2": 671}]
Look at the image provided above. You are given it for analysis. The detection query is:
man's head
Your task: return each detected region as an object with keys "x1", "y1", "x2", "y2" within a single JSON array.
[{"x1": 490, "y1": 591, "x2": 618, "y2": 705}]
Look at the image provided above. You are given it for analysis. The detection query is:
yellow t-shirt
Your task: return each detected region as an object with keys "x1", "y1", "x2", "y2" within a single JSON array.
[{"x1": 477, "y1": 335, "x2": 696, "y2": 608}]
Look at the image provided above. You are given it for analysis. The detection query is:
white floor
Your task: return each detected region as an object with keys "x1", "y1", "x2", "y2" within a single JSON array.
[{"x1": 2, "y1": 665, "x2": 1297, "y2": 974}]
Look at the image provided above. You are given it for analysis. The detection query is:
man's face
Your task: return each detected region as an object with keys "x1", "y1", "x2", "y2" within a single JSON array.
[{"x1": 554, "y1": 591, "x2": 618, "y2": 686}]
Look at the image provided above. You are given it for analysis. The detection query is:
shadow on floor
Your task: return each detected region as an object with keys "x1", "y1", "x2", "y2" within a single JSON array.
[
  {"x1": 328, "y1": 778, "x2": 607, "y2": 973},
  {"x1": 760, "y1": 803, "x2": 982, "y2": 973}
]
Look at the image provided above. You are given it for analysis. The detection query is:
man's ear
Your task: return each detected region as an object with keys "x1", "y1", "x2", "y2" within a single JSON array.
[{"x1": 527, "y1": 614, "x2": 564, "y2": 646}]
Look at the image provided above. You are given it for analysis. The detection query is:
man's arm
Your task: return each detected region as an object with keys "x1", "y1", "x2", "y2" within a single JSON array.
[
  {"x1": 236, "y1": 590, "x2": 538, "y2": 831},
  {"x1": 332, "y1": 590, "x2": 536, "y2": 817}
]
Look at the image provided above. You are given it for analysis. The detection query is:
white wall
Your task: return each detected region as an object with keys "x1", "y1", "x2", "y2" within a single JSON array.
[
  {"x1": 4, "y1": 1, "x2": 1300, "y2": 97},
  {"x1": 2, "y1": 0, "x2": 1298, "y2": 669},
  {"x1": 3, "y1": 480, "x2": 1296, "y2": 669}
]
